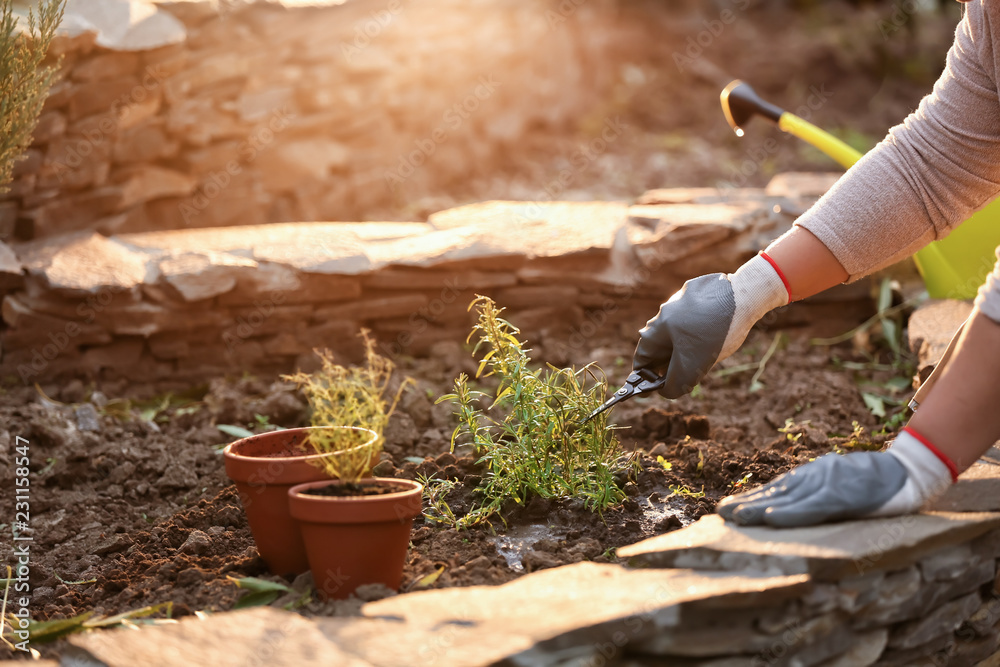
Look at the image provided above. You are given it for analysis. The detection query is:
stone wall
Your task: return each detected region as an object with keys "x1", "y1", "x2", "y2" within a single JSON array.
[
  {"x1": 67, "y1": 497, "x2": 1000, "y2": 665},
  {"x1": 4, "y1": 0, "x2": 648, "y2": 240},
  {"x1": 0, "y1": 174, "x2": 871, "y2": 384}
]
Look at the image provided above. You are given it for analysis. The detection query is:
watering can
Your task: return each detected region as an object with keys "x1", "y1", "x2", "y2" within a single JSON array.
[{"x1": 721, "y1": 80, "x2": 1000, "y2": 300}]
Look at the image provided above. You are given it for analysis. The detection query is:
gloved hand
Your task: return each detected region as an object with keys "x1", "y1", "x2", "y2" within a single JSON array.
[
  {"x1": 717, "y1": 428, "x2": 957, "y2": 527},
  {"x1": 633, "y1": 252, "x2": 790, "y2": 398}
]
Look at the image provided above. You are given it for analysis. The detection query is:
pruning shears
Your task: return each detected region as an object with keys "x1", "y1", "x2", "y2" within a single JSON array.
[{"x1": 580, "y1": 369, "x2": 666, "y2": 425}]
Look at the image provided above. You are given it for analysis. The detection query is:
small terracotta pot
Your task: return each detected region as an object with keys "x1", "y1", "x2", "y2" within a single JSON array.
[
  {"x1": 288, "y1": 478, "x2": 423, "y2": 599},
  {"x1": 223, "y1": 426, "x2": 378, "y2": 575}
]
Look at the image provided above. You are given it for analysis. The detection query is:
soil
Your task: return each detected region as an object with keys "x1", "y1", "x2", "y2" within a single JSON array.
[
  {"x1": 0, "y1": 314, "x2": 913, "y2": 659},
  {"x1": 301, "y1": 480, "x2": 408, "y2": 497}
]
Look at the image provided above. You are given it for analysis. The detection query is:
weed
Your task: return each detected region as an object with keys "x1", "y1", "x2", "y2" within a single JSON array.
[
  {"x1": 778, "y1": 418, "x2": 811, "y2": 443},
  {"x1": 811, "y1": 278, "x2": 923, "y2": 369},
  {"x1": 712, "y1": 333, "x2": 785, "y2": 393},
  {"x1": 438, "y1": 296, "x2": 627, "y2": 527},
  {"x1": 283, "y1": 330, "x2": 412, "y2": 483},
  {"x1": 655, "y1": 455, "x2": 672, "y2": 471},
  {"x1": 732, "y1": 472, "x2": 753, "y2": 489},
  {"x1": 0, "y1": 0, "x2": 64, "y2": 193},
  {"x1": 417, "y1": 473, "x2": 464, "y2": 529},
  {"x1": 3, "y1": 602, "x2": 173, "y2": 646},
  {"x1": 837, "y1": 420, "x2": 881, "y2": 452},
  {"x1": 667, "y1": 484, "x2": 705, "y2": 499}
]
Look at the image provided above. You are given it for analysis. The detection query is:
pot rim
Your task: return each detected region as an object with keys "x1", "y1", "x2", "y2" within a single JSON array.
[{"x1": 223, "y1": 425, "x2": 378, "y2": 465}]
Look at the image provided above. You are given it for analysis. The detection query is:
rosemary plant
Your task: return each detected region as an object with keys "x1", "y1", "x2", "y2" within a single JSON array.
[
  {"x1": 0, "y1": 0, "x2": 65, "y2": 191},
  {"x1": 437, "y1": 295, "x2": 627, "y2": 526},
  {"x1": 283, "y1": 331, "x2": 411, "y2": 483}
]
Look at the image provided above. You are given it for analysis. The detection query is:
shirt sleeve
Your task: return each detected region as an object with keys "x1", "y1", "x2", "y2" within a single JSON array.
[{"x1": 794, "y1": 0, "x2": 1000, "y2": 281}]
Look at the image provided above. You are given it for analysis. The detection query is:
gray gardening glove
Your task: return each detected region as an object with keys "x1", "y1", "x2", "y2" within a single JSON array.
[
  {"x1": 633, "y1": 253, "x2": 789, "y2": 398},
  {"x1": 717, "y1": 429, "x2": 956, "y2": 527}
]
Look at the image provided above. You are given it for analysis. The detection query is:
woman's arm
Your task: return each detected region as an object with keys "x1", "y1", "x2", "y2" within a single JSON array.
[{"x1": 786, "y1": 1, "x2": 1000, "y2": 281}]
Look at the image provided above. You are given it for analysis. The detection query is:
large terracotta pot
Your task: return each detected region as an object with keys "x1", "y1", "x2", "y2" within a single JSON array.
[
  {"x1": 223, "y1": 426, "x2": 378, "y2": 575},
  {"x1": 288, "y1": 478, "x2": 423, "y2": 599}
]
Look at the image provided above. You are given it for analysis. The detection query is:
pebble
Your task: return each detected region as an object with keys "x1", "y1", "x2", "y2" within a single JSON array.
[{"x1": 178, "y1": 529, "x2": 211, "y2": 555}]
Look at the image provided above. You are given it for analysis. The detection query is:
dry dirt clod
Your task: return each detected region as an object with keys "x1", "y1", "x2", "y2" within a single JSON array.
[{"x1": 178, "y1": 529, "x2": 211, "y2": 555}]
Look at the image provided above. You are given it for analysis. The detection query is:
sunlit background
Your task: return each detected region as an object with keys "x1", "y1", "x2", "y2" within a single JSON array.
[{"x1": 5, "y1": 0, "x2": 962, "y2": 239}]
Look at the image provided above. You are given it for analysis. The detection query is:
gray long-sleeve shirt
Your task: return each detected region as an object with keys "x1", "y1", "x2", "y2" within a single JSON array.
[{"x1": 793, "y1": 0, "x2": 1000, "y2": 322}]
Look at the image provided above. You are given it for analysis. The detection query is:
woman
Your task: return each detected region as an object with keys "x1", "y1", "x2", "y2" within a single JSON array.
[{"x1": 634, "y1": 0, "x2": 1000, "y2": 526}]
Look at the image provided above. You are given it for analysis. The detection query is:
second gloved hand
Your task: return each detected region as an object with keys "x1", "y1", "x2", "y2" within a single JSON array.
[
  {"x1": 716, "y1": 428, "x2": 956, "y2": 527},
  {"x1": 632, "y1": 252, "x2": 790, "y2": 398}
]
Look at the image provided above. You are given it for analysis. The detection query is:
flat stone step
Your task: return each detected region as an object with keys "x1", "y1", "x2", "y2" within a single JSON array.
[
  {"x1": 68, "y1": 607, "x2": 375, "y2": 667},
  {"x1": 617, "y1": 511, "x2": 1000, "y2": 580}
]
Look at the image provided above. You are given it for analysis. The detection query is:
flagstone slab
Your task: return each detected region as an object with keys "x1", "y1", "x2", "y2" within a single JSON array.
[
  {"x1": 354, "y1": 562, "x2": 809, "y2": 665},
  {"x1": 929, "y1": 447, "x2": 1000, "y2": 512},
  {"x1": 15, "y1": 232, "x2": 155, "y2": 295},
  {"x1": 318, "y1": 615, "x2": 528, "y2": 667},
  {"x1": 625, "y1": 201, "x2": 770, "y2": 269},
  {"x1": 67, "y1": 607, "x2": 374, "y2": 667},
  {"x1": 617, "y1": 512, "x2": 1000, "y2": 580},
  {"x1": 117, "y1": 223, "x2": 378, "y2": 275},
  {"x1": 388, "y1": 201, "x2": 628, "y2": 271}
]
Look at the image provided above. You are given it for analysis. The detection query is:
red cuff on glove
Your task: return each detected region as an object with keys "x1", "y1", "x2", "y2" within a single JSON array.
[
  {"x1": 903, "y1": 426, "x2": 959, "y2": 483},
  {"x1": 760, "y1": 251, "x2": 792, "y2": 303}
]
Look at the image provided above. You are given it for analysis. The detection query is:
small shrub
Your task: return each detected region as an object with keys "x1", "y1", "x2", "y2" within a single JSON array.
[
  {"x1": 437, "y1": 295, "x2": 627, "y2": 526},
  {"x1": 0, "y1": 0, "x2": 65, "y2": 191},
  {"x1": 283, "y1": 331, "x2": 411, "y2": 482}
]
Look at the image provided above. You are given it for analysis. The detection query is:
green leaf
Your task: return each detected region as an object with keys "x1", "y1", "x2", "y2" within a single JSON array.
[
  {"x1": 884, "y1": 376, "x2": 912, "y2": 392},
  {"x1": 861, "y1": 392, "x2": 887, "y2": 418},
  {"x1": 412, "y1": 565, "x2": 445, "y2": 589},
  {"x1": 404, "y1": 456, "x2": 425, "y2": 464},
  {"x1": 877, "y1": 277, "x2": 893, "y2": 313},
  {"x1": 84, "y1": 602, "x2": 173, "y2": 628},
  {"x1": 17, "y1": 612, "x2": 93, "y2": 644},
  {"x1": 217, "y1": 424, "x2": 255, "y2": 440},
  {"x1": 233, "y1": 590, "x2": 281, "y2": 609},
  {"x1": 225, "y1": 576, "x2": 291, "y2": 594}
]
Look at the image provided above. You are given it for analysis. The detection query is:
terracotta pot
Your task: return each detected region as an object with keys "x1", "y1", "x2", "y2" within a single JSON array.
[
  {"x1": 288, "y1": 478, "x2": 423, "y2": 599},
  {"x1": 223, "y1": 426, "x2": 378, "y2": 575}
]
